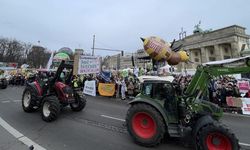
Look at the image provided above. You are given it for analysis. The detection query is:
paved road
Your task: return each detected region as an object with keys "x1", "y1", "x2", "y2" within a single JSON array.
[{"x1": 0, "y1": 86, "x2": 250, "y2": 150}]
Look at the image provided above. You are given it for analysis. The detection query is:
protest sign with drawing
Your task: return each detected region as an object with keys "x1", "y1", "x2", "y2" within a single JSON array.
[{"x1": 73, "y1": 55, "x2": 101, "y2": 75}]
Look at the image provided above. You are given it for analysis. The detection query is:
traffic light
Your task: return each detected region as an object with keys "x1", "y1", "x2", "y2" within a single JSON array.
[{"x1": 131, "y1": 56, "x2": 135, "y2": 67}]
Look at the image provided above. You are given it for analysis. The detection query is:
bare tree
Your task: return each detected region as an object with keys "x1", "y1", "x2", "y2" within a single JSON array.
[
  {"x1": 0, "y1": 38, "x2": 9, "y2": 61},
  {"x1": 5, "y1": 39, "x2": 24, "y2": 62},
  {"x1": 0, "y1": 37, "x2": 51, "y2": 68},
  {"x1": 0, "y1": 38, "x2": 25, "y2": 65},
  {"x1": 27, "y1": 45, "x2": 50, "y2": 68}
]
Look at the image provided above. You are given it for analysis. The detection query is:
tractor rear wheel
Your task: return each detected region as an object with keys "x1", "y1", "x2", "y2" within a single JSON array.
[
  {"x1": 1, "y1": 84, "x2": 7, "y2": 89},
  {"x1": 22, "y1": 87, "x2": 37, "y2": 112},
  {"x1": 70, "y1": 94, "x2": 86, "y2": 111},
  {"x1": 41, "y1": 96, "x2": 60, "y2": 122},
  {"x1": 126, "y1": 103, "x2": 166, "y2": 147},
  {"x1": 196, "y1": 121, "x2": 239, "y2": 150}
]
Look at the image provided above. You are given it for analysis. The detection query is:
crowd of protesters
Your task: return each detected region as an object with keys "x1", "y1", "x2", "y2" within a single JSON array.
[
  {"x1": 172, "y1": 74, "x2": 250, "y2": 108},
  {"x1": 208, "y1": 77, "x2": 241, "y2": 107},
  {"x1": 8, "y1": 74, "x2": 26, "y2": 86},
  {"x1": 4, "y1": 68, "x2": 250, "y2": 106},
  {"x1": 72, "y1": 71, "x2": 141, "y2": 100}
]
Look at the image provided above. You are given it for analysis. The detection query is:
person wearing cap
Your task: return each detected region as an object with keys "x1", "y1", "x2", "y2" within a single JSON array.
[{"x1": 245, "y1": 89, "x2": 250, "y2": 98}]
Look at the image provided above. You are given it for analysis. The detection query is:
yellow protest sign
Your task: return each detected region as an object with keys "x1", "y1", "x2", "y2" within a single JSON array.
[{"x1": 98, "y1": 83, "x2": 115, "y2": 96}]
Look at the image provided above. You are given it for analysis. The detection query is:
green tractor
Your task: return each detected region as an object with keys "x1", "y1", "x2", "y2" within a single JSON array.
[{"x1": 126, "y1": 56, "x2": 250, "y2": 150}]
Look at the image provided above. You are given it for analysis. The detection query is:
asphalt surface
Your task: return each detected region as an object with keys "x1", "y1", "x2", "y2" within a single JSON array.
[{"x1": 0, "y1": 86, "x2": 250, "y2": 150}]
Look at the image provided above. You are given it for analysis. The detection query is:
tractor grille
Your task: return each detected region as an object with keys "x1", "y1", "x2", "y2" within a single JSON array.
[{"x1": 62, "y1": 86, "x2": 74, "y2": 94}]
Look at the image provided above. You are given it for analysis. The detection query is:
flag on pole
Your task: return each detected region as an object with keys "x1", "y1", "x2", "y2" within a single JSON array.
[{"x1": 46, "y1": 51, "x2": 54, "y2": 70}]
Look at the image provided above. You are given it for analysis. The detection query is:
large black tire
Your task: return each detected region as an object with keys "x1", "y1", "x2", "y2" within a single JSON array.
[
  {"x1": 196, "y1": 121, "x2": 240, "y2": 150},
  {"x1": 126, "y1": 103, "x2": 166, "y2": 147},
  {"x1": 1, "y1": 79, "x2": 8, "y2": 89},
  {"x1": 1, "y1": 85, "x2": 7, "y2": 89},
  {"x1": 22, "y1": 87, "x2": 37, "y2": 112},
  {"x1": 70, "y1": 94, "x2": 86, "y2": 112},
  {"x1": 41, "y1": 96, "x2": 60, "y2": 122}
]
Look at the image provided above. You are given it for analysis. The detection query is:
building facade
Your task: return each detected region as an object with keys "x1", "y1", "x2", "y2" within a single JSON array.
[
  {"x1": 75, "y1": 49, "x2": 84, "y2": 55},
  {"x1": 103, "y1": 25, "x2": 250, "y2": 72},
  {"x1": 103, "y1": 53, "x2": 134, "y2": 70},
  {"x1": 176, "y1": 25, "x2": 250, "y2": 71},
  {"x1": 103, "y1": 50, "x2": 152, "y2": 70}
]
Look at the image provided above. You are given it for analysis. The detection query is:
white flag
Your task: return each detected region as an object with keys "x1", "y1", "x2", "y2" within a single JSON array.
[{"x1": 46, "y1": 51, "x2": 54, "y2": 70}]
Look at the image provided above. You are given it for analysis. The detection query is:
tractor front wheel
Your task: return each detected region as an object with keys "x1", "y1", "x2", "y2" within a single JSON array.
[
  {"x1": 41, "y1": 96, "x2": 60, "y2": 122},
  {"x1": 70, "y1": 94, "x2": 86, "y2": 111},
  {"x1": 22, "y1": 87, "x2": 37, "y2": 112},
  {"x1": 196, "y1": 121, "x2": 239, "y2": 150},
  {"x1": 126, "y1": 103, "x2": 166, "y2": 147}
]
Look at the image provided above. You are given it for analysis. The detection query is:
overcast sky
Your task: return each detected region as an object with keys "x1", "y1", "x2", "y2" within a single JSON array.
[{"x1": 0, "y1": 0, "x2": 250, "y2": 56}]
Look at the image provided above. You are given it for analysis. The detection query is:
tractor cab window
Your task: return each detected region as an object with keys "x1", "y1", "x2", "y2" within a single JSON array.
[
  {"x1": 58, "y1": 72, "x2": 65, "y2": 82},
  {"x1": 142, "y1": 82, "x2": 175, "y2": 101},
  {"x1": 142, "y1": 83, "x2": 153, "y2": 97},
  {"x1": 153, "y1": 82, "x2": 175, "y2": 101}
]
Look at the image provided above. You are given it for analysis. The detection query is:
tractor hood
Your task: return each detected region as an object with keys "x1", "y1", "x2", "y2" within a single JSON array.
[{"x1": 197, "y1": 100, "x2": 223, "y2": 120}]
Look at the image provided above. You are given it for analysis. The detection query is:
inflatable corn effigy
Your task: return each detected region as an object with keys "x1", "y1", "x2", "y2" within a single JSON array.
[{"x1": 141, "y1": 36, "x2": 189, "y2": 65}]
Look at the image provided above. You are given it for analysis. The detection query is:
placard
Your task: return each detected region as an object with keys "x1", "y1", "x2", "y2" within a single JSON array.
[
  {"x1": 83, "y1": 80, "x2": 96, "y2": 96},
  {"x1": 241, "y1": 98, "x2": 250, "y2": 115},
  {"x1": 78, "y1": 56, "x2": 100, "y2": 74},
  {"x1": 226, "y1": 97, "x2": 243, "y2": 107},
  {"x1": 98, "y1": 83, "x2": 115, "y2": 96},
  {"x1": 237, "y1": 81, "x2": 250, "y2": 93}
]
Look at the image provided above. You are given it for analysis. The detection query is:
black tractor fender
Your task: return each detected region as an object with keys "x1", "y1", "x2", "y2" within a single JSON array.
[
  {"x1": 192, "y1": 115, "x2": 215, "y2": 137},
  {"x1": 128, "y1": 99, "x2": 169, "y2": 126},
  {"x1": 26, "y1": 82, "x2": 39, "y2": 95},
  {"x1": 22, "y1": 82, "x2": 43, "y2": 107}
]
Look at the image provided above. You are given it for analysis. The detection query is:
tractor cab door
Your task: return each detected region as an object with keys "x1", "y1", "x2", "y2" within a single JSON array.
[{"x1": 152, "y1": 82, "x2": 179, "y2": 123}]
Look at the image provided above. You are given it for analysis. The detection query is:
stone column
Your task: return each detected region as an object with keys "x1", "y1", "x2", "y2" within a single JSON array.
[
  {"x1": 200, "y1": 47, "x2": 208, "y2": 63},
  {"x1": 231, "y1": 42, "x2": 240, "y2": 58},
  {"x1": 188, "y1": 49, "x2": 193, "y2": 62},
  {"x1": 214, "y1": 44, "x2": 224, "y2": 60}
]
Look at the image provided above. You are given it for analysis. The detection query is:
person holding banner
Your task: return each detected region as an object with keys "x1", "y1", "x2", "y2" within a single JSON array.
[
  {"x1": 127, "y1": 78, "x2": 135, "y2": 98},
  {"x1": 114, "y1": 76, "x2": 120, "y2": 98},
  {"x1": 244, "y1": 89, "x2": 250, "y2": 98},
  {"x1": 120, "y1": 77, "x2": 127, "y2": 100}
]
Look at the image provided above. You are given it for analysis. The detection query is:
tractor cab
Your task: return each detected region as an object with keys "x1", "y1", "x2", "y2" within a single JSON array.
[
  {"x1": 141, "y1": 79, "x2": 175, "y2": 101},
  {"x1": 135, "y1": 76, "x2": 179, "y2": 123},
  {"x1": 141, "y1": 79, "x2": 179, "y2": 119}
]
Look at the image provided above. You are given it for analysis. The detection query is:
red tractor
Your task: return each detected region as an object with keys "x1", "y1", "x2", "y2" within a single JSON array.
[{"x1": 21, "y1": 60, "x2": 86, "y2": 122}]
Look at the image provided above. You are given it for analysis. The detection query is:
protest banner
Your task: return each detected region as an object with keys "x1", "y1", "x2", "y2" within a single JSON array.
[
  {"x1": 73, "y1": 55, "x2": 101, "y2": 75},
  {"x1": 98, "y1": 83, "x2": 115, "y2": 96},
  {"x1": 241, "y1": 98, "x2": 250, "y2": 115},
  {"x1": 226, "y1": 97, "x2": 243, "y2": 107},
  {"x1": 83, "y1": 80, "x2": 96, "y2": 96},
  {"x1": 237, "y1": 80, "x2": 250, "y2": 93},
  {"x1": 78, "y1": 56, "x2": 100, "y2": 74}
]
